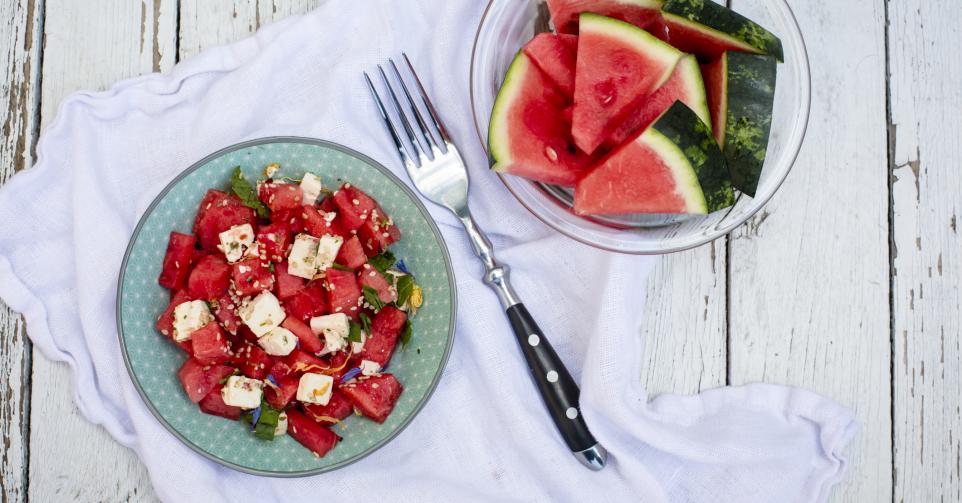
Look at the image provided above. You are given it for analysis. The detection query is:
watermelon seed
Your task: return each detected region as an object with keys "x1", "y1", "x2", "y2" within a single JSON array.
[{"x1": 544, "y1": 146, "x2": 559, "y2": 163}]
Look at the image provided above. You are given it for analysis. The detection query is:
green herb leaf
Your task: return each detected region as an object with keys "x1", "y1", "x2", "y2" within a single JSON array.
[
  {"x1": 359, "y1": 312, "x2": 372, "y2": 334},
  {"x1": 252, "y1": 402, "x2": 282, "y2": 441},
  {"x1": 330, "y1": 263, "x2": 353, "y2": 272},
  {"x1": 400, "y1": 320, "x2": 413, "y2": 349},
  {"x1": 348, "y1": 322, "x2": 363, "y2": 343},
  {"x1": 395, "y1": 274, "x2": 415, "y2": 307},
  {"x1": 362, "y1": 285, "x2": 385, "y2": 311},
  {"x1": 368, "y1": 251, "x2": 397, "y2": 274},
  {"x1": 230, "y1": 166, "x2": 270, "y2": 219}
]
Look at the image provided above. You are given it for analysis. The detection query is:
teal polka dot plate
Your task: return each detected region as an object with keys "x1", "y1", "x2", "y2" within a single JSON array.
[{"x1": 117, "y1": 137, "x2": 456, "y2": 476}]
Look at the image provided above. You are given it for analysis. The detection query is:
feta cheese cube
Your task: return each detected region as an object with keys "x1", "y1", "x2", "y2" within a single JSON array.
[
  {"x1": 172, "y1": 300, "x2": 212, "y2": 342},
  {"x1": 239, "y1": 291, "x2": 286, "y2": 337},
  {"x1": 359, "y1": 359, "x2": 381, "y2": 376},
  {"x1": 299, "y1": 173, "x2": 323, "y2": 205},
  {"x1": 221, "y1": 376, "x2": 264, "y2": 409},
  {"x1": 315, "y1": 234, "x2": 344, "y2": 272},
  {"x1": 258, "y1": 326, "x2": 297, "y2": 356},
  {"x1": 274, "y1": 411, "x2": 288, "y2": 436},
  {"x1": 296, "y1": 373, "x2": 334, "y2": 405},
  {"x1": 287, "y1": 233, "x2": 320, "y2": 279},
  {"x1": 319, "y1": 330, "x2": 348, "y2": 356},
  {"x1": 217, "y1": 223, "x2": 255, "y2": 263}
]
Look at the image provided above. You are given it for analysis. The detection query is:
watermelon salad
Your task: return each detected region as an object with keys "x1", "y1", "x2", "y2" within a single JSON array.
[
  {"x1": 489, "y1": 0, "x2": 781, "y2": 216},
  {"x1": 155, "y1": 164, "x2": 424, "y2": 458}
]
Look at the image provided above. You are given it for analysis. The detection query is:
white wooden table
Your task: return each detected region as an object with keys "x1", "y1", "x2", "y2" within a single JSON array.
[{"x1": 0, "y1": 0, "x2": 952, "y2": 501}]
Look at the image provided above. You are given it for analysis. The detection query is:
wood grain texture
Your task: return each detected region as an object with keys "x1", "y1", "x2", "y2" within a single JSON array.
[
  {"x1": 642, "y1": 243, "x2": 726, "y2": 396},
  {"x1": 727, "y1": 0, "x2": 891, "y2": 501},
  {"x1": 889, "y1": 2, "x2": 962, "y2": 501},
  {"x1": 0, "y1": 1, "x2": 42, "y2": 501},
  {"x1": 27, "y1": 1, "x2": 176, "y2": 502}
]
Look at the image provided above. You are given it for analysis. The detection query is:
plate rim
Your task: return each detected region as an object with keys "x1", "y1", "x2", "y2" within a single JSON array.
[{"x1": 116, "y1": 136, "x2": 458, "y2": 477}]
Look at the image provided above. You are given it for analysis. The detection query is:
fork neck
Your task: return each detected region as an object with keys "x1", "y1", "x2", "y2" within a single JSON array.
[{"x1": 456, "y1": 208, "x2": 520, "y2": 309}]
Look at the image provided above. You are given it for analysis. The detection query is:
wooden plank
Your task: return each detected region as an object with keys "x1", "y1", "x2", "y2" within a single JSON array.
[
  {"x1": 178, "y1": 0, "x2": 321, "y2": 59},
  {"x1": 642, "y1": 243, "x2": 727, "y2": 396},
  {"x1": 889, "y1": 2, "x2": 962, "y2": 501},
  {"x1": 0, "y1": 1, "x2": 42, "y2": 499},
  {"x1": 27, "y1": 1, "x2": 176, "y2": 501},
  {"x1": 726, "y1": 0, "x2": 890, "y2": 501}
]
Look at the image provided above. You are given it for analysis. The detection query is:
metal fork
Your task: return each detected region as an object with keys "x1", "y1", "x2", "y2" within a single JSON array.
[{"x1": 364, "y1": 55, "x2": 607, "y2": 471}]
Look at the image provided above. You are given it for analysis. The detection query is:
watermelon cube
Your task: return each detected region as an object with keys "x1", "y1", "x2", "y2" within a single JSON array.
[
  {"x1": 264, "y1": 377, "x2": 299, "y2": 410},
  {"x1": 357, "y1": 264, "x2": 397, "y2": 304},
  {"x1": 286, "y1": 409, "x2": 340, "y2": 457},
  {"x1": 339, "y1": 373, "x2": 403, "y2": 424},
  {"x1": 190, "y1": 322, "x2": 232, "y2": 365},
  {"x1": 357, "y1": 218, "x2": 401, "y2": 257},
  {"x1": 324, "y1": 268, "x2": 362, "y2": 320},
  {"x1": 359, "y1": 306, "x2": 407, "y2": 368},
  {"x1": 231, "y1": 342, "x2": 273, "y2": 380},
  {"x1": 259, "y1": 181, "x2": 303, "y2": 213},
  {"x1": 187, "y1": 255, "x2": 231, "y2": 300},
  {"x1": 192, "y1": 190, "x2": 257, "y2": 252},
  {"x1": 335, "y1": 236, "x2": 367, "y2": 270},
  {"x1": 231, "y1": 257, "x2": 275, "y2": 297},
  {"x1": 283, "y1": 282, "x2": 329, "y2": 322},
  {"x1": 272, "y1": 208, "x2": 306, "y2": 234},
  {"x1": 199, "y1": 385, "x2": 243, "y2": 420},
  {"x1": 158, "y1": 232, "x2": 197, "y2": 290},
  {"x1": 284, "y1": 349, "x2": 329, "y2": 375},
  {"x1": 303, "y1": 206, "x2": 336, "y2": 238},
  {"x1": 331, "y1": 186, "x2": 375, "y2": 232},
  {"x1": 177, "y1": 359, "x2": 235, "y2": 403},
  {"x1": 281, "y1": 317, "x2": 323, "y2": 354},
  {"x1": 156, "y1": 290, "x2": 190, "y2": 340},
  {"x1": 213, "y1": 297, "x2": 242, "y2": 336},
  {"x1": 302, "y1": 390, "x2": 353, "y2": 424},
  {"x1": 256, "y1": 222, "x2": 292, "y2": 263},
  {"x1": 274, "y1": 262, "x2": 306, "y2": 300}
]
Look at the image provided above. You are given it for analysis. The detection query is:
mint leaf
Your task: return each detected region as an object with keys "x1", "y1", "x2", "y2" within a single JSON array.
[
  {"x1": 368, "y1": 251, "x2": 397, "y2": 274},
  {"x1": 330, "y1": 263, "x2": 353, "y2": 272},
  {"x1": 362, "y1": 285, "x2": 384, "y2": 311},
  {"x1": 348, "y1": 322, "x2": 363, "y2": 343},
  {"x1": 395, "y1": 275, "x2": 415, "y2": 307},
  {"x1": 230, "y1": 166, "x2": 270, "y2": 219},
  {"x1": 400, "y1": 320, "x2": 413, "y2": 349},
  {"x1": 252, "y1": 402, "x2": 281, "y2": 441},
  {"x1": 359, "y1": 312, "x2": 372, "y2": 334}
]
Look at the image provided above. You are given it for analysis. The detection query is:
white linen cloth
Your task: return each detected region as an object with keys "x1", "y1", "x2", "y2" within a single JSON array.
[{"x1": 0, "y1": 1, "x2": 856, "y2": 501}]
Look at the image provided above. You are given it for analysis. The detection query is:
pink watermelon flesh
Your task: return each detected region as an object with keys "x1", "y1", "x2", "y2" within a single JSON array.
[
  {"x1": 701, "y1": 54, "x2": 728, "y2": 146},
  {"x1": 575, "y1": 136, "x2": 690, "y2": 215},
  {"x1": 489, "y1": 53, "x2": 596, "y2": 187},
  {"x1": 522, "y1": 33, "x2": 578, "y2": 99},
  {"x1": 547, "y1": 0, "x2": 662, "y2": 35},
  {"x1": 602, "y1": 55, "x2": 707, "y2": 150},
  {"x1": 663, "y1": 16, "x2": 755, "y2": 61},
  {"x1": 571, "y1": 14, "x2": 682, "y2": 155}
]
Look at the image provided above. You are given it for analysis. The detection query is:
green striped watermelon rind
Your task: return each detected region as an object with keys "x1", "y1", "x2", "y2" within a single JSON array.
[
  {"x1": 487, "y1": 52, "x2": 529, "y2": 170},
  {"x1": 662, "y1": 0, "x2": 784, "y2": 62},
  {"x1": 648, "y1": 101, "x2": 736, "y2": 213},
  {"x1": 723, "y1": 51, "x2": 777, "y2": 196}
]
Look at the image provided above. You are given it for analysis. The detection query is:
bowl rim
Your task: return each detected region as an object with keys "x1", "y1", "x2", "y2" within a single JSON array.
[
  {"x1": 469, "y1": 0, "x2": 812, "y2": 255},
  {"x1": 116, "y1": 136, "x2": 458, "y2": 477}
]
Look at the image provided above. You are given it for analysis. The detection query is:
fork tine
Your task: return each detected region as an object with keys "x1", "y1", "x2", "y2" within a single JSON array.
[
  {"x1": 388, "y1": 58, "x2": 441, "y2": 154},
  {"x1": 401, "y1": 53, "x2": 452, "y2": 144},
  {"x1": 377, "y1": 64, "x2": 429, "y2": 163},
  {"x1": 364, "y1": 72, "x2": 416, "y2": 169}
]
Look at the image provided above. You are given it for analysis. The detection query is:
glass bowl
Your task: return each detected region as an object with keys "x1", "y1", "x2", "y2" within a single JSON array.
[{"x1": 469, "y1": 0, "x2": 810, "y2": 254}]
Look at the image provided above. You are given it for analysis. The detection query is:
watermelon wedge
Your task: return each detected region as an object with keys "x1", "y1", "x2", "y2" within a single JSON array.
[
  {"x1": 522, "y1": 33, "x2": 578, "y2": 99},
  {"x1": 602, "y1": 54, "x2": 709, "y2": 150},
  {"x1": 546, "y1": 0, "x2": 663, "y2": 35},
  {"x1": 574, "y1": 101, "x2": 734, "y2": 215},
  {"x1": 571, "y1": 13, "x2": 683, "y2": 154},
  {"x1": 489, "y1": 52, "x2": 596, "y2": 186},
  {"x1": 661, "y1": 0, "x2": 783, "y2": 62},
  {"x1": 702, "y1": 51, "x2": 777, "y2": 196}
]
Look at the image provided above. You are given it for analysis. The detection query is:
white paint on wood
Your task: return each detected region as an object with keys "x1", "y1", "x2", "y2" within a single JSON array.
[
  {"x1": 727, "y1": 1, "x2": 891, "y2": 501},
  {"x1": 642, "y1": 243, "x2": 726, "y2": 396},
  {"x1": 889, "y1": 2, "x2": 962, "y2": 501},
  {"x1": 0, "y1": 0, "x2": 42, "y2": 501},
  {"x1": 27, "y1": 1, "x2": 176, "y2": 502}
]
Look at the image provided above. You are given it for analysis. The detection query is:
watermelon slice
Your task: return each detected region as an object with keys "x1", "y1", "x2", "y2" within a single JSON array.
[
  {"x1": 571, "y1": 13, "x2": 683, "y2": 154},
  {"x1": 574, "y1": 101, "x2": 734, "y2": 215},
  {"x1": 546, "y1": 0, "x2": 663, "y2": 34},
  {"x1": 602, "y1": 54, "x2": 709, "y2": 150},
  {"x1": 661, "y1": 0, "x2": 783, "y2": 62},
  {"x1": 522, "y1": 33, "x2": 578, "y2": 99},
  {"x1": 702, "y1": 51, "x2": 777, "y2": 196},
  {"x1": 488, "y1": 52, "x2": 596, "y2": 186}
]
